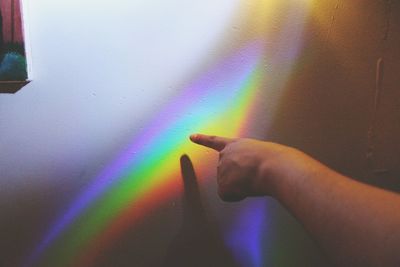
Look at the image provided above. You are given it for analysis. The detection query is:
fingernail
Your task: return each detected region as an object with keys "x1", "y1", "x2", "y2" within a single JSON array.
[{"x1": 189, "y1": 134, "x2": 198, "y2": 141}]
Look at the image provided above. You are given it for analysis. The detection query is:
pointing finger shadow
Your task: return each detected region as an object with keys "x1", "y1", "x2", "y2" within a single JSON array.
[
  {"x1": 180, "y1": 154, "x2": 207, "y2": 225},
  {"x1": 162, "y1": 155, "x2": 239, "y2": 267}
]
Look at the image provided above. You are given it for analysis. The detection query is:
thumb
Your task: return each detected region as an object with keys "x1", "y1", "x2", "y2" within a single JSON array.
[{"x1": 189, "y1": 134, "x2": 234, "y2": 152}]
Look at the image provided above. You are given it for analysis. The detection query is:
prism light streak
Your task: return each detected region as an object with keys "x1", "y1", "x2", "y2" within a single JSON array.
[
  {"x1": 224, "y1": 2, "x2": 310, "y2": 267},
  {"x1": 25, "y1": 1, "x2": 313, "y2": 266},
  {"x1": 26, "y1": 41, "x2": 265, "y2": 267},
  {"x1": 74, "y1": 66, "x2": 265, "y2": 267},
  {"x1": 227, "y1": 200, "x2": 268, "y2": 267}
]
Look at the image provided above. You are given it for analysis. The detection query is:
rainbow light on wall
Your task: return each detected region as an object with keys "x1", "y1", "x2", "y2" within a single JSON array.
[
  {"x1": 26, "y1": 41, "x2": 265, "y2": 267},
  {"x1": 26, "y1": 1, "x2": 311, "y2": 266}
]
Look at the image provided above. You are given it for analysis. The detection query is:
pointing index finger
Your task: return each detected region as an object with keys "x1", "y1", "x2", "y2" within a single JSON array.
[{"x1": 190, "y1": 134, "x2": 234, "y2": 152}]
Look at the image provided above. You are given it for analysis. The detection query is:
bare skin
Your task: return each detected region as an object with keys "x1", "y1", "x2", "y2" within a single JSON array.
[{"x1": 190, "y1": 133, "x2": 400, "y2": 267}]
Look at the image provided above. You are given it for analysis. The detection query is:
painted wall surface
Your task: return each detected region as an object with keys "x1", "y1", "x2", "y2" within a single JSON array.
[{"x1": 1, "y1": 0, "x2": 399, "y2": 266}]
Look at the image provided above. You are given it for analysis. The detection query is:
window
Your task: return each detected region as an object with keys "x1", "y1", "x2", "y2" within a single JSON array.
[{"x1": 0, "y1": 0, "x2": 30, "y2": 94}]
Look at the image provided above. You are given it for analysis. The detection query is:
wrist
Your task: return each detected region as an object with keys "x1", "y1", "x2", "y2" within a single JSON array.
[
  {"x1": 256, "y1": 158, "x2": 281, "y2": 198},
  {"x1": 256, "y1": 146, "x2": 303, "y2": 199}
]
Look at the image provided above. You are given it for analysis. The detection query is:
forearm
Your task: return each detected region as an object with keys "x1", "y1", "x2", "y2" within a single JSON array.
[
  {"x1": 189, "y1": 134, "x2": 400, "y2": 266},
  {"x1": 269, "y1": 151, "x2": 400, "y2": 266}
]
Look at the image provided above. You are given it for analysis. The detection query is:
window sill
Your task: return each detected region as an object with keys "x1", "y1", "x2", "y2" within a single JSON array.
[{"x1": 0, "y1": 81, "x2": 31, "y2": 94}]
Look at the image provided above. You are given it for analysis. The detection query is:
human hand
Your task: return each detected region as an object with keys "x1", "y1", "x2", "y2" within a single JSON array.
[{"x1": 190, "y1": 134, "x2": 316, "y2": 202}]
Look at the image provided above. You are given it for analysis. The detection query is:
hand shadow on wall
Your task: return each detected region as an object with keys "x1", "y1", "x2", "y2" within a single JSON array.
[{"x1": 162, "y1": 155, "x2": 240, "y2": 267}]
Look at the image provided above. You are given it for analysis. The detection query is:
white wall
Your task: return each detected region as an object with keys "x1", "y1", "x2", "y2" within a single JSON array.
[
  {"x1": 5, "y1": 1, "x2": 398, "y2": 266},
  {"x1": 1, "y1": 0, "x2": 240, "y2": 189},
  {"x1": 1, "y1": 1, "x2": 250, "y2": 265}
]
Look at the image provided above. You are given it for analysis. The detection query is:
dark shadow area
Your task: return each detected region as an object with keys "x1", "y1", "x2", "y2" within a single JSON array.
[
  {"x1": 162, "y1": 155, "x2": 240, "y2": 267},
  {"x1": 266, "y1": 0, "x2": 400, "y2": 193}
]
